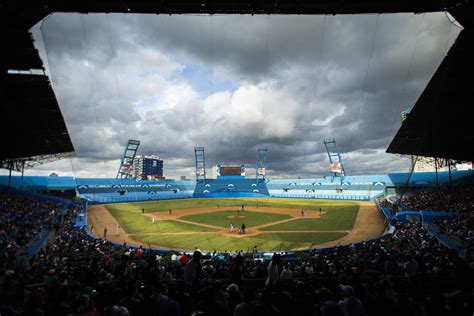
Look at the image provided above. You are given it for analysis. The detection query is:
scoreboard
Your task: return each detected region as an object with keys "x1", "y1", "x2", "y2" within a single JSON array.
[{"x1": 216, "y1": 165, "x2": 246, "y2": 176}]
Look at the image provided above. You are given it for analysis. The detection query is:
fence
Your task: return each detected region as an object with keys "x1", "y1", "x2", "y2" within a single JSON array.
[
  {"x1": 85, "y1": 193, "x2": 194, "y2": 204},
  {"x1": 270, "y1": 193, "x2": 370, "y2": 201}
]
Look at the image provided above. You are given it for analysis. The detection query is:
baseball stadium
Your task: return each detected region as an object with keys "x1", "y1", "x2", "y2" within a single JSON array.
[{"x1": 1, "y1": 1, "x2": 473, "y2": 316}]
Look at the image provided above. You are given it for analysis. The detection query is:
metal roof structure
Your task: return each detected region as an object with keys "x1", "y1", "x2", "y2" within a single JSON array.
[
  {"x1": 0, "y1": 0, "x2": 472, "y2": 168},
  {"x1": 386, "y1": 6, "x2": 474, "y2": 160},
  {"x1": 1, "y1": 74, "x2": 74, "y2": 161},
  {"x1": 1, "y1": 1, "x2": 468, "y2": 20},
  {"x1": 0, "y1": 4, "x2": 74, "y2": 166}
]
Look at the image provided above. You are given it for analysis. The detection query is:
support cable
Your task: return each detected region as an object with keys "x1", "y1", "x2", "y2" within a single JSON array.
[
  {"x1": 389, "y1": 14, "x2": 425, "y2": 133},
  {"x1": 302, "y1": 15, "x2": 327, "y2": 168},
  {"x1": 259, "y1": 15, "x2": 271, "y2": 142},
  {"x1": 346, "y1": 14, "x2": 381, "y2": 174},
  {"x1": 40, "y1": 17, "x2": 80, "y2": 190},
  {"x1": 209, "y1": 15, "x2": 214, "y2": 170},
  {"x1": 207, "y1": 15, "x2": 216, "y2": 237},
  {"x1": 106, "y1": 14, "x2": 132, "y2": 187},
  {"x1": 80, "y1": 15, "x2": 109, "y2": 172},
  {"x1": 106, "y1": 14, "x2": 128, "y2": 142}
]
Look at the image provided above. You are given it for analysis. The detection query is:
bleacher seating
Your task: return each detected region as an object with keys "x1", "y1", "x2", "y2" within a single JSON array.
[
  {"x1": 266, "y1": 179, "x2": 384, "y2": 200},
  {"x1": 1, "y1": 170, "x2": 473, "y2": 203},
  {"x1": 193, "y1": 177, "x2": 269, "y2": 197},
  {"x1": 1, "y1": 189, "x2": 472, "y2": 315}
]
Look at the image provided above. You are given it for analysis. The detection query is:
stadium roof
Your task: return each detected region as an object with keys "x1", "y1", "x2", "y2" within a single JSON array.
[
  {"x1": 0, "y1": 0, "x2": 472, "y2": 166},
  {"x1": 386, "y1": 6, "x2": 474, "y2": 161},
  {"x1": 0, "y1": 73, "x2": 74, "y2": 162},
  {"x1": 0, "y1": 7, "x2": 74, "y2": 165}
]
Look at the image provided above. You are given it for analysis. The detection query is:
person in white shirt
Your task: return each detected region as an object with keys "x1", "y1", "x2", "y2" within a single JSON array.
[
  {"x1": 280, "y1": 264, "x2": 292, "y2": 280},
  {"x1": 304, "y1": 263, "x2": 314, "y2": 275},
  {"x1": 265, "y1": 253, "x2": 281, "y2": 287}
]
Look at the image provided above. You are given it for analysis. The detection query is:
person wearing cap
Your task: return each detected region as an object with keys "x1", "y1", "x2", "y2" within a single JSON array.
[{"x1": 338, "y1": 285, "x2": 366, "y2": 316}]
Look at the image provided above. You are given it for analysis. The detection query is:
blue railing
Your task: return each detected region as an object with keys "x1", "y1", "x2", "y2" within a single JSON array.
[
  {"x1": 270, "y1": 193, "x2": 370, "y2": 201},
  {"x1": 424, "y1": 223, "x2": 467, "y2": 257},
  {"x1": 0, "y1": 185, "x2": 75, "y2": 206},
  {"x1": 85, "y1": 193, "x2": 194, "y2": 204}
]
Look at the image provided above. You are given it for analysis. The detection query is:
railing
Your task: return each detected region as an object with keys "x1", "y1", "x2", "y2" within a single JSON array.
[
  {"x1": 0, "y1": 184, "x2": 75, "y2": 206},
  {"x1": 86, "y1": 193, "x2": 194, "y2": 204},
  {"x1": 424, "y1": 223, "x2": 467, "y2": 257},
  {"x1": 270, "y1": 193, "x2": 370, "y2": 201}
]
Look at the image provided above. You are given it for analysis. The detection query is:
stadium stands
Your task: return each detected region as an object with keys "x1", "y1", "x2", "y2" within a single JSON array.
[
  {"x1": 1, "y1": 170, "x2": 473, "y2": 203},
  {"x1": 267, "y1": 178, "x2": 384, "y2": 201},
  {"x1": 1, "y1": 0, "x2": 473, "y2": 313},
  {"x1": 398, "y1": 185, "x2": 474, "y2": 213},
  {"x1": 0, "y1": 188, "x2": 472, "y2": 315},
  {"x1": 378, "y1": 184, "x2": 474, "y2": 215},
  {"x1": 0, "y1": 192, "x2": 64, "y2": 267},
  {"x1": 193, "y1": 177, "x2": 269, "y2": 197}
]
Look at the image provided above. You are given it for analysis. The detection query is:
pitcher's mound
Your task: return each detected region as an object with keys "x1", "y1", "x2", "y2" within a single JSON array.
[{"x1": 227, "y1": 215, "x2": 246, "y2": 219}]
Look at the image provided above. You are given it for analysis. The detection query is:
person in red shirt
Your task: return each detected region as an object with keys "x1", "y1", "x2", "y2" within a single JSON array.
[
  {"x1": 179, "y1": 253, "x2": 188, "y2": 265},
  {"x1": 135, "y1": 246, "x2": 143, "y2": 258}
]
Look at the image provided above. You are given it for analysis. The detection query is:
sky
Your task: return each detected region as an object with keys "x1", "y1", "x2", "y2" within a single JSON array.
[{"x1": 8, "y1": 12, "x2": 461, "y2": 179}]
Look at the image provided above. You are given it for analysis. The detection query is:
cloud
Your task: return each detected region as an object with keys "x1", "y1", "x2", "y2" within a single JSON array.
[{"x1": 22, "y1": 12, "x2": 460, "y2": 179}]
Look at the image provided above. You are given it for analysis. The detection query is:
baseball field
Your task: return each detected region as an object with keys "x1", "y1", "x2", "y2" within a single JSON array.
[{"x1": 87, "y1": 198, "x2": 386, "y2": 252}]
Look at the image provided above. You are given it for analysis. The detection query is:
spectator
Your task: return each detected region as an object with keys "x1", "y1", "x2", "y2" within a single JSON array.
[
  {"x1": 338, "y1": 285, "x2": 365, "y2": 316},
  {"x1": 265, "y1": 253, "x2": 281, "y2": 288},
  {"x1": 313, "y1": 288, "x2": 343, "y2": 316},
  {"x1": 1, "y1": 190, "x2": 473, "y2": 316},
  {"x1": 280, "y1": 264, "x2": 292, "y2": 280},
  {"x1": 184, "y1": 250, "x2": 202, "y2": 291}
]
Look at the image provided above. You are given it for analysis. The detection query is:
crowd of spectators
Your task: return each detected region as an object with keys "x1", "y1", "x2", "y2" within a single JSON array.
[
  {"x1": 1, "y1": 191, "x2": 473, "y2": 315},
  {"x1": 0, "y1": 193, "x2": 63, "y2": 268},
  {"x1": 434, "y1": 212, "x2": 474, "y2": 250},
  {"x1": 379, "y1": 184, "x2": 474, "y2": 214},
  {"x1": 400, "y1": 185, "x2": 474, "y2": 212}
]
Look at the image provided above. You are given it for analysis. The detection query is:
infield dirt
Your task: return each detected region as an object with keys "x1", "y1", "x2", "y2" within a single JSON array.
[{"x1": 88, "y1": 201, "x2": 386, "y2": 251}]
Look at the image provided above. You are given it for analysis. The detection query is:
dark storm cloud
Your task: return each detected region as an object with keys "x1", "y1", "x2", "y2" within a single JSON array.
[{"x1": 28, "y1": 12, "x2": 460, "y2": 178}]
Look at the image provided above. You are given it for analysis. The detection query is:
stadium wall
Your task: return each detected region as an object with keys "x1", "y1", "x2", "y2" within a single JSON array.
[{"x1": 1, "y1": 170, "x2": 472, "y2": 203}]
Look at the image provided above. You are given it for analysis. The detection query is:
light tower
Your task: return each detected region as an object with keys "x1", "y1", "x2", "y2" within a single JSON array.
[
  {"x1": 116, "y1": 139, "x2": 140, "y2": 179},
  {"x1": 323, "y1": 138, "x2": 346, "y2": 181},
  {"x1": 194, "y1": 147, "x2": 206, "y2": 183},
  {"x1": 256, "y1": 148, "x2": 267, "y2": 184}
]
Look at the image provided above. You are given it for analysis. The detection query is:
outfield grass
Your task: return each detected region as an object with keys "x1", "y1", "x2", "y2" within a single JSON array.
[
  {"x1": 180, "y1": 209, "x2": 291, "y2": 228},
  {"x1": 103, "y1": 198, "x2": 359, "y2": 250},
  {"x1": 108, "y1": 198, "x2": 358, "y2": 213},
  {"x1": 260, "y1": 205, "x2": 359, "y2": 231},
  {"x1": 133, "y1": 232, "x2": 347, "y2": 251},
  {"x1": 107, "y1": 205, "x2": 217, "y2": 234}
]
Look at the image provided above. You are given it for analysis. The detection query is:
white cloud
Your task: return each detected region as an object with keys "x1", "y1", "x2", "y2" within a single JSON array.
[
  {"x1": 26, "y1": 12, "x2": 459, "y2": 179},
  {"x1": 312, "y1": 106, "x2": 345, "y2": 127}
]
